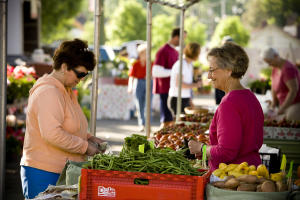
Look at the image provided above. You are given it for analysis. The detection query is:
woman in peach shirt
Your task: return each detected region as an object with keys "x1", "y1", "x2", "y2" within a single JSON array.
[{"x1": 20, "y1": 39, "x2": 104, "y2": 199}]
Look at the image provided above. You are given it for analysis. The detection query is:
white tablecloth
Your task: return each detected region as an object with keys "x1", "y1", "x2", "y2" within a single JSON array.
[{"x1": 97, "y1": 84, "x2": 135, "y2": 120}]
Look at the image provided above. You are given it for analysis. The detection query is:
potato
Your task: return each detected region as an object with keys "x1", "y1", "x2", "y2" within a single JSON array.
[
  {"x1": 237, "y1": 175, "x2": 258, "y2": 184},
  {"x1": 224, "y1": 178, "x2": 240, "y2": 189},
  {"x1": 212, "y1": 181, "x2": 226, "y2": 188},
  {"x1": 257, "y1": 177, "x2": 268, "y2": 184},
  {"x1": 224, "y1": 175, "x2": 235, "y2": 182},
  {"x1": 261, "y1": 181, "x2": 276, "y2": 192},
  {"x1": 256, "y1": 184, "x2": 262, "y2": 192},
  {"x1": 276, "y1": 181, "x2": 287, "y2": 192},
  {"x1": 237, "y1": 183, "x2": 257, "y2": 192}
]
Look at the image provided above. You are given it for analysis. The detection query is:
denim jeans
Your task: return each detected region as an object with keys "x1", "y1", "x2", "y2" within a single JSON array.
[
  {"x1": 135, "y1": 79, "x2": 152, "y2": 126},
  {"x1": 159, "y1": 93, "x2": 173, "y2": 123}
]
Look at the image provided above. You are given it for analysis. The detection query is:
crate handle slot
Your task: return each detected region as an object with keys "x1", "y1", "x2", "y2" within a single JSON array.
[{"x1": 134, "y1": 178, "x2": 149, "y2": 185}]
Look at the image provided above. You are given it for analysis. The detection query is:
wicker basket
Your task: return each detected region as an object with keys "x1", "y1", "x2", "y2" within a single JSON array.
[{"x1": 184, "y1": 106, "x2": 209, "y2": 115}]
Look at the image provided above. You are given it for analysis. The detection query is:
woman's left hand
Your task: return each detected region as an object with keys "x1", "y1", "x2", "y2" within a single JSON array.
[
  {"x1": 277, "y1": 106, "x2": 285, "y2": 115},
  {"x1": 88, "y1": 136, "x2": 106, "y2": 152},
  {"x1": 188, "y1": 140, "x2": 203, "y2": 154}
]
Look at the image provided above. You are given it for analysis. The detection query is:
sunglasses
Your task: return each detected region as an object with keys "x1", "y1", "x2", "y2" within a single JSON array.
[{"x1": 71, "y1": 68, "x2": 89, "y2": 79}]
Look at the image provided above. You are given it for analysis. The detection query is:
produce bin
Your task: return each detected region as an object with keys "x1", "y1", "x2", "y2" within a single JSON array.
[
  {"x1": 206, "y1": 184, "x2": 289, "y2": 200},
  {"x1": 263, "y1": 126, "x2": 300, "y2": 177},
  {"x1": 79, "y1": 169, "x2": 211, "y2": 200}
]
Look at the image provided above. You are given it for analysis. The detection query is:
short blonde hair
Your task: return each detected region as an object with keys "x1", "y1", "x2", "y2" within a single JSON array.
[
  {"x1": 184, "y1": 42, "x2": 201, "y2": 60},
  {"x1": 207, "y1": 42, "x2": 249, "y2": 79}
]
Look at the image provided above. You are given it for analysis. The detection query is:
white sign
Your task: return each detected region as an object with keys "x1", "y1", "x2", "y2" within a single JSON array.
[{"x1": 98, "y1": 186, "x2": 116, "y2": 198}]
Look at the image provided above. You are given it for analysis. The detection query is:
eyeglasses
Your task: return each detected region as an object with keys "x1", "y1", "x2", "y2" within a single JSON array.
[
  {"x1": 71, "y1": 68, "x2": 89, "y2": 79},
  {"x1": 208, "y1": 68, "x2": 220, "y2": 73}
]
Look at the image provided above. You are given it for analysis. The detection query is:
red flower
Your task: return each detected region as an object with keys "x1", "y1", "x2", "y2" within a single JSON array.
[{"x1": 7, "y1": 65, "x2": 15, "y2": 77}]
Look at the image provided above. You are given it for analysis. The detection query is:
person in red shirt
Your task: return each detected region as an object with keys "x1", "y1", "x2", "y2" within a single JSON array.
[
  {"x1": 128, "y1": 44, "x2": 152, "y2": 131},
  {"x1": 152, "y1": 27, "x2": 187, "y2": 128},
  {"x1": 262, "y1": 47, "x2": 300, "y2": 121}
]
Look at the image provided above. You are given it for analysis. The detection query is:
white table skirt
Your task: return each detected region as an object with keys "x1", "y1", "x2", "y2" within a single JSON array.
[{"x1": 97, "y1": 84, "x2": 135, "y2": 120}]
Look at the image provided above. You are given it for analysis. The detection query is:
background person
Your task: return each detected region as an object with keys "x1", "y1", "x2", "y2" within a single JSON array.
[
  {"x1": 152, "y1": 27, "x2": 187, "y2": 128},
  {"x1": 188, "y1": 42, "x2": 264, "y2": 171},
  {"x1": 128, "y1": 44, "x2": 152, "y2": 131},
  {"x1": 262, "y1": 47, "x2": 300, "y2": 121},
  {"x1": 168, "y1": 42, "x2": 202, "y2": 116},
  {"x1": 20, "y1": 39, "x2": 105, "y2": 199}
]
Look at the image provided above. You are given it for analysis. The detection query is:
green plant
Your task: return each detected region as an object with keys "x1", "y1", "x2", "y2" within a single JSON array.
[
  {"x1": 260, "y1": 67, "x2": 272, "y2": 80},
  {"x1": 82, "y1": 106, "x2": 91, "y2": 122},
  {"x1": 7, "y1": 65, "x2": 36, "y2": 104},
  {"x1": 248, "y1": 79, "x2": 271, "y2": 94},
  {"x1": 6, "y1": 126, "x2": 24, "y2": 157}
]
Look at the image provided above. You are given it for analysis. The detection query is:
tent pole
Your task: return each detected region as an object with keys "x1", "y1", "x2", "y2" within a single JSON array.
[
  {"x1": 145, "y1": 1, "x2": 152, "y2": 138},
  {"x1": 0, "y1": 0, "x2": 7, "y2": 198},
  {"x1": 176, "y1": 8, "x2": 185, "y2": 122},
  {"x1": 91, "y1": 0, "x2": 102, "y2": 136}
]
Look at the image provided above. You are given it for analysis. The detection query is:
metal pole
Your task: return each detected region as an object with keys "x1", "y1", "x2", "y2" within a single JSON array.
[
  {"x1": 145, "y1": 1, "x2": 152, "y2": 138},
  {"x1": 221, "y1": 0, "x2": 226, "y2": 18},
  {"x1": 175, "y1": 9, "x2": 185, "y2": 122},
  {"x1": 91, "y1": 0, "x2": 102, "y2": 136},
  {"x1": 0, "y1": 0, "x2": 7, "y2": 198},
  {"x1": 37, "y1": 0, "x2": 41, "y2": 48}
]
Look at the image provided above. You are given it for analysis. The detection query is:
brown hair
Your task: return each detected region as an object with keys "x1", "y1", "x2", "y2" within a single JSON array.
[
  {"x1": 184, "y1": 42, "x2": 201, "y2": 60},
  {"x1": 52, "y1": 38, "x2": 96, "y2": 71},
  {"x1": 207, "y1": 42, "x2": 249, "y2": 78},
  {"x1": 171, "y1": 27, "x2": 187, "y2": 38}
]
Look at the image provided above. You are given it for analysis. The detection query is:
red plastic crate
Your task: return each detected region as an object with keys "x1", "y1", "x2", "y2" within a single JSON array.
[{"x1": 79, "y1": 169, "x2": 211, "y2": 200}]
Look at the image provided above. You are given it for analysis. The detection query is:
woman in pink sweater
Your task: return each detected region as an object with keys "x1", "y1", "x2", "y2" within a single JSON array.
[
  {"x1": 20, "y1": 39, "x2": 105, "y2": 199},
  {"x1": 189, "y1": 42, "x2": 264, "y2": 171}
]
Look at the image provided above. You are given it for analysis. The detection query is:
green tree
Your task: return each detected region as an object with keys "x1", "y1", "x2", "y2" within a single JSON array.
[
  {"x1": 241, "y1": 0, "x2": 267, "y2": 29},
  {"x1": 210, "y1": 16, "x2": 250, "y2": 47},
  {"x1": 41, "y1": 0, "x2": 84, "y2": 44},
  {"x1": 107, "y1": 1, "x2": 146, "y2": 45},
  {"x1": 81, "y1": 21, "x2": 94, "y2": 45},
  {"x1": 242, "y1": 0, "x2": 300, "y2": 29},
  {"x1": 185, "y1": 17, "x2": 207, "y2": 46},
  {"x1": 152, "y1": 14, "x2": 175, "y2": 54}
]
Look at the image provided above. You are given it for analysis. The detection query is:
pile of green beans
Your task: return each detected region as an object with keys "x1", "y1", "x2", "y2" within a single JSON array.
[{"x1": 89, "y1": 148, "x2": 204, "y2": 176}]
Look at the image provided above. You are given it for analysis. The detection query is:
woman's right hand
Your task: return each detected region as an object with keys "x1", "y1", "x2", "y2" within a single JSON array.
[
  {"x1": 188, "y1": 140, "x2": 203, "y2": 154},
  {"x1": 194, "y1": 80, "x2": 202, "y2": 88},
  {"x1": 266, "y1": 100, "x2": 276, "y2": 110},
  {"x1": 85, "y1": 142, "x2": 101, "y2": 156},
  {"x1": 127, "y1": 87, "x2": 133, "y2": 94}
]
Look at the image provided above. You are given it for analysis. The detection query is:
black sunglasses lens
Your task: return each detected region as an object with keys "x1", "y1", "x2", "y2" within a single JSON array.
[
  {"x1": 77, "y1": 72, "x2": 88, "y2": 79},
  {"x1": 72, "y1": 69, "x2": 88, "y2": 78}
]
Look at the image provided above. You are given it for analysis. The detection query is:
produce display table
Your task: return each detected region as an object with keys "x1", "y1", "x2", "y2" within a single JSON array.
[
  {"x1": 263, "y1": 127, "x2": 300, "y2": 140},
  {"x1": 97, "y1": 84, "x2": 135, "y2": 120},
  {"x1": 263, "y1": 126, "x2": 300, "y2": 176}
]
